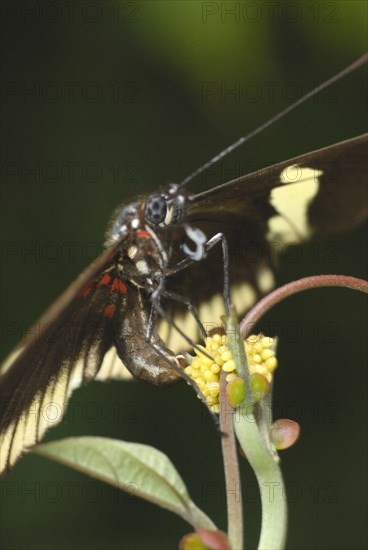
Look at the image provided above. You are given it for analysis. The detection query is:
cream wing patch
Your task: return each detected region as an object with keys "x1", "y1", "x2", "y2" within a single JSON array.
[
  {"x1": 256, "y1": 267, "x2": 275, "y2": 294},
  {"x1": 268, "y1": 164, "x2": 323, "y2": 243},
  {"x1": 0, "y1": 346, "x2": 134, "y2": 475},
  {"x1": 95, "y1": 347, "x2": 133, "y2": 381},
  {"x1": 0, "y1": 372, "x2": 70, "y2": 474}
]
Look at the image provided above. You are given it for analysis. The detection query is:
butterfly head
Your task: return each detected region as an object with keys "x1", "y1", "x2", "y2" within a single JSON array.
[
  {"x1": 106, "y1": 184, "x2": 188, "y2": 246},
  {"x1": 144, "y1": 183, "x2": 187, "y2": 228}
]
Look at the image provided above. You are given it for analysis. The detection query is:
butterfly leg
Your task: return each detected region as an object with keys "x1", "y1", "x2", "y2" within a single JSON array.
[
  {"x1": 148, "y1": 284, "x2": 213, "y2": 360},
  {"x1": 145, "y1": 290, "x2": 218, "y2": 414},
  {"x1": 146, "y1": 289, "x2": 206, "y2": 344},
  {"x1": 145, "y1": 275, "x2": 165, "y2": 342},
  {"x1": 161, "y1": 289, "x2": 207, "y2": 340},
  {"x1": 203, "y1": 232, "x2": 231, "y2": 315}
]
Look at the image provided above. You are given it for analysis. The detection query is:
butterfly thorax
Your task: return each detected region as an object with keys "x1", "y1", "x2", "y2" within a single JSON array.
[
  {"x1": 116, "y1": 226, "x2": 168, "y2": 291},
  {"x1": 104, "y1": 199, "x2": 169, "y2": 293}
]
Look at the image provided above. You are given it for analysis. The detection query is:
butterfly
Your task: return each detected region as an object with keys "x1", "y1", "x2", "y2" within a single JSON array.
[{"x1": 1, "y1": 57, "x2": 367, "y2": 476}]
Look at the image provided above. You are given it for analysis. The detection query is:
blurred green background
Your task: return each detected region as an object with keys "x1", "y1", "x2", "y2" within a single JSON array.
[{"x1": 1, "y1": 1, "x2": 367, "y2": 549}]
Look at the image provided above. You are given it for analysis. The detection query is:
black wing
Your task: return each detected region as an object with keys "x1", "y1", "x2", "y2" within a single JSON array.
[
  {"x1": 161, "y1": 135, "x2": 368, "y2": 350},
  {"x1": 187, "y1": 134, "x2": 367, "y2": 233},
  {"x1": 0, "y1": 242, "x2": 183, "y2": 476},
  {"x1": 0, "y1": 250, "x2": 127, "y2": 476}
]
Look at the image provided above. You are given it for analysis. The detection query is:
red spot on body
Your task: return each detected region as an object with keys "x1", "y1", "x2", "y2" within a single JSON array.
[
  {"x1": 112, "y1": 277, "x2": 127, "y2": 294},
  {"x1": 103, "y1": 304, "x2": 116, "y2": 318},
  {"x1": 137, "y1": 229, "x2": 151, "y2": 240},
  {"x1": 99, "y1": 273, "x2": 112, "y2": 286}
]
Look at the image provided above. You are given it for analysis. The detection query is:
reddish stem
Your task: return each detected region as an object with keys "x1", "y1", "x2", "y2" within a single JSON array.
[{"x1": 241, "y1": 275, "x2": 368, "y2": 337}]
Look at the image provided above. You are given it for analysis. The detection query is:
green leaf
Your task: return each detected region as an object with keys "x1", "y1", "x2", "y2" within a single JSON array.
[{"x1": 34, "y1": 436, "x2": 216, "y2": 530}]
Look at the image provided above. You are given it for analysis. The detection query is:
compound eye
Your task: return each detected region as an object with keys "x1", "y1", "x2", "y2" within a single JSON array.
[{"x1": 145, "y1": 194, "x2": 167, "y2": 225}]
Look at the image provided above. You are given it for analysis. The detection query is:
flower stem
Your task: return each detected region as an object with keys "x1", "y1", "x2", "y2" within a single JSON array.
[
  {"x1": 220, "y1": 372, "x2": 243, "y2": 550},
  {"x1": 234, "y1": 408, "x2": 287, "y2": 550},
  {"x1": 227, "y1": 310, "x2": 287, "y2": 550}
]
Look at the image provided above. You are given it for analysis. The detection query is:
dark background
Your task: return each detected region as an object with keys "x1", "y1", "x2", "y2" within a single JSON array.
[{"x1": 1, "y1": 1, "x2": 367, "y2": 549}]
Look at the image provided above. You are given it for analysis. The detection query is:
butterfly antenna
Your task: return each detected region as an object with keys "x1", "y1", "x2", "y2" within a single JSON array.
[{"x1": 179, "y1": 52, "x2": 368, "y2": 187}]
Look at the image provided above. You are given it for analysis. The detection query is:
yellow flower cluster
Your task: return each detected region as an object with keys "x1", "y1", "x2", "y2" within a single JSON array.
[{"x1": 184, "y1": 333, "x2": 278, "y2": 413}]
